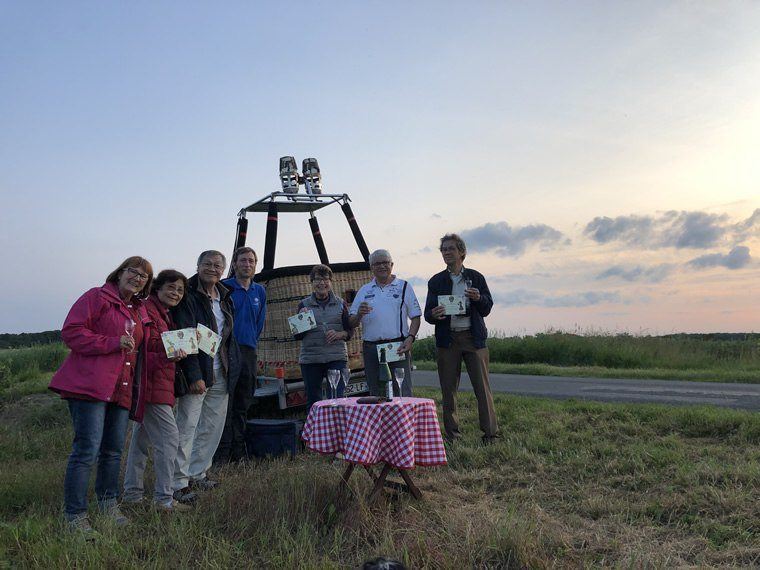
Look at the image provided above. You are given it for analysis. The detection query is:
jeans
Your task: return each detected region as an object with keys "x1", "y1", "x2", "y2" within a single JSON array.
[
  {"x1": 300, "y1": 360, "x2": 346, "y2": 411},
  {"x1": 63, "y1": 399, "x2": 130, "y2": 519}
]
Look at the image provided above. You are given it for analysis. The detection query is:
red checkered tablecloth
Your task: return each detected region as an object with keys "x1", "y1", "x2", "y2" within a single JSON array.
[{"x1": 301, "y1": 397, "x2": 448, "y2": 469}]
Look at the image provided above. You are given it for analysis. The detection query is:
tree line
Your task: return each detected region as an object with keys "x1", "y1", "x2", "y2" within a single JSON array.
[{"x1": 0, "y1": 331, "x2": 62, "y2": 349}]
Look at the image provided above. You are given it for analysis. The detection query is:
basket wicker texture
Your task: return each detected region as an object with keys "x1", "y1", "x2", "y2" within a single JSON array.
[{"x1": 257, "y1": 268, "x2": 371, "y2": 379}]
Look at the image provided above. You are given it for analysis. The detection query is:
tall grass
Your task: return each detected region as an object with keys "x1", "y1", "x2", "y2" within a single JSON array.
[
  {"x1": 0, "y1": 344, "x2": 68, "y2": 389},
  {"x1": 413, "y1": 332, "x2": 760, "y2": 371}
]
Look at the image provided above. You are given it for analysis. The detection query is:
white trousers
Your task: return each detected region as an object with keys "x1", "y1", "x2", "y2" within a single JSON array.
[
  {"x1": 173, "y1": 370, "x2": 228, "y2": 491},
  {"x1": 123, "y1": 403, "x2": 180, "y2": 505}
]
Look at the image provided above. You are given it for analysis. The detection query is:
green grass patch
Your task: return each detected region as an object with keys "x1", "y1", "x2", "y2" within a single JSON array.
[
  {"x1": 1, "y1": 385, "x2": 760, "y2": 567},
  {"x1": 413, "y1": 332, "x2": 760, "y2": 380},
  {"x1": 1, "y1": 334, "x2": 759, "y2": 565}
]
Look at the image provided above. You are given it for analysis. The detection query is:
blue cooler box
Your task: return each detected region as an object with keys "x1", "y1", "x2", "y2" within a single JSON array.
[{"x1": 245, "y1": 419, "x2": 304, "y2": 459}]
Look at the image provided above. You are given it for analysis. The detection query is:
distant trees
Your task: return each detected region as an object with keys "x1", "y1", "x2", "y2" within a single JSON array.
[{"x1": 0, "y1": 331, "x2": 62, "y2": 349}]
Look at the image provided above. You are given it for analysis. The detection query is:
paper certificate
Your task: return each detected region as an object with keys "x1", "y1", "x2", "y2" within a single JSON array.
[
  {"x1": 197, "y1": 323, "x2": 221, "y2": 358},
  {"x1": 288, "y1": 310, "x2": 317, "y2": 334},
  {"x1": 438, "y1": 295, "x2": 466, "y2": 316},
  {"x1": 376, "y1": 341, "x2": 405, "y2": 363},
  {"x1": 161, "y1": 328, "x2": 199, "y2": 359}
]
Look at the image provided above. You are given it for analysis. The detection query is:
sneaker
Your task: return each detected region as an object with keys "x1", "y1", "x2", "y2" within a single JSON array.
[
  {"x1": 481, "y1": 435, "x2": 501, "y2": 446},
  {"x1": 155, "y1": 500, "x2": 193, "y2": 513},
  {"x1": 189, "y1": 478, "x2": 218, "y2": 492},
  {"x1": 67, "y1": 513, "x2": 97, "y2": 538},
  {"x1": 173, "y1": 487, "x2": 198, "y2": 504},
  {"x1": 99, "y1": 502, "x2": 130, "y2": 526}
]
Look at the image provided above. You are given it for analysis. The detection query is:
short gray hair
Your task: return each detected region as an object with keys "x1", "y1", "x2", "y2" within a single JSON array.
[
  {"x1": 197, "y1": 250, "x2": 227, "y2": 267},
  {"x1": 440, "y1": 234, "x2": 466, "y2": 260},
  {"x1": 369, "y1": 249, "x2": 393, "y2": 265}
]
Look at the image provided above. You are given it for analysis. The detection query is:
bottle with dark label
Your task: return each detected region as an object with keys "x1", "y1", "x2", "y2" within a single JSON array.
[{"x1": 378, "y1": 347, "x2": 393, "y2": 400}]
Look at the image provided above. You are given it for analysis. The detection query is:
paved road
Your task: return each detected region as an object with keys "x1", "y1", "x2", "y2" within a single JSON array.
[{"x1": 412, "y1": 370, "x2": 760, "y2": 411}]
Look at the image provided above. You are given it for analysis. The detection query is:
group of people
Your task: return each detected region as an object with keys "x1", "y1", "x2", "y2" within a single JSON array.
[{"x1": 49, "y1": 232, "x2": 500, "y2": 534}]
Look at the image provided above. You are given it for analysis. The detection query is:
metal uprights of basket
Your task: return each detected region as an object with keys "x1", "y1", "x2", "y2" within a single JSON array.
[{"x1": 230, "y1": 157, "x2": 371, "y2": 276}]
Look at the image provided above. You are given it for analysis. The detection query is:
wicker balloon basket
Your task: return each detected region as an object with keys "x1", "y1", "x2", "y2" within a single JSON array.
[{"x1": 254, "y1": 262, "x2": 371, "y2": 379}]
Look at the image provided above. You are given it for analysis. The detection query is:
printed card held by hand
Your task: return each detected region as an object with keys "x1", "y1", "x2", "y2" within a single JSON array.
[
  {"x1": 197, "y1": 323, "x2": 221, "y2": 357},
  {"x1": 161, "y1": 328, "x2": 200, "y2": 358},
  {"x1": 438, "y1": 295, "x2": 467, "y2": 316},
  {"x1": 288, "y1": 310, "x2": 317, "y2": 334}
]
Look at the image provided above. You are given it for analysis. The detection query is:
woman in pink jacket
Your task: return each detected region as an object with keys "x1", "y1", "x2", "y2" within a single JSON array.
[
  {"x1": 123, "y1": 269, "x2": 191, "y2": 513},
  {"x1": 49, "y1": 256, "x2": 153, "y2": 534}
]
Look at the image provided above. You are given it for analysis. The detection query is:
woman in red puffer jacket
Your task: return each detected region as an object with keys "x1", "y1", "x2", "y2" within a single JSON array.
[{"x1": 123, "y1": 269, "x2": 192, "y2": 513}]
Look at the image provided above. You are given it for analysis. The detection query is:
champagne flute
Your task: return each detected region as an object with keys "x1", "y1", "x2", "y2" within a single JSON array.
[
  {"x1": 327, "y1": 370, "x2": 340, "y2": 402},
  {"x1": 394, "y1": 368, "x2": 405, "y2": 398},
  {"x1": 464, "y1": 277, "x2": 473, "y2": 310},
  {"x1": 364, "y1": 295, "x2": 374, "y2": 320},
  {"x1": 340, "y1": 367, "x2": 350, "y2": 399},
  {"x1": 124, "y1": 319, "x2": 136, "y2": 353}
]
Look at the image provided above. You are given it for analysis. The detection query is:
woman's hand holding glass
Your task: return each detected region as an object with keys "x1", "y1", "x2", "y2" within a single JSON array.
[
  {"x1": 119, "y1": 335, "x2": 136, "y2": 352},
  {"x1": 122, "y1": 319, "x2": 136, "y2": 353},
  {"x1": 324, "y1": 328, "x2": 346, "y2": 344}
]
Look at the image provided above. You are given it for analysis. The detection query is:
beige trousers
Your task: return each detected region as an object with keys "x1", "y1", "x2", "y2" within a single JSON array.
[{"x1": 436, "y1": 330, "x2": 498, "y2": 440}]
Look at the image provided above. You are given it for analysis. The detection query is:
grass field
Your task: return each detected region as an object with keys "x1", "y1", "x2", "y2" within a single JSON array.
[
  {"x1": 414, "y1": 332, "x2": 760, "y2": 383},
  {"x1": 1, "y1": 349, "x2": 760, "y2": 567},
  {"x1": 4, "y1": 330, "x2": 759, "y2": 391}
]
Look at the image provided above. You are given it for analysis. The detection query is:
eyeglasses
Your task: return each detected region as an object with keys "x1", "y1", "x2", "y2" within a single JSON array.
[
  {"x1": 124, "y1": 267, "x2": 149, "y2": 281},
  {"x1": 163, "y1": 285, "x2": 184, "y2": 295},
  {"x1": 312, "y1": 277, "x2": 331, "y2": 283},
  {"x1": 199, "y1": 261, "x2": 225, "y2": 271},
  {"x1": 371, "y1": 261, "x2": 392, "y2": 267},
  {"x1": 440, "y1": 246, "x2": 458, "y2": 253}
]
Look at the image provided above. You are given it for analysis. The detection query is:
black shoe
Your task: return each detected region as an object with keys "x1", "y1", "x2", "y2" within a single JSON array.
[
  {"x1": 481, "y1": 435, "x2": 501, "y2": 446},
  {"x1": 173, "y1": 487, "x2": 198, "y2": 504}
]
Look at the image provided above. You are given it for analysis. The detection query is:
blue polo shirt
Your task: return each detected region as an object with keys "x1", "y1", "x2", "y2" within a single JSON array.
[{"x1": 222, "y1": 278, "x2": 266, "y2": 349}]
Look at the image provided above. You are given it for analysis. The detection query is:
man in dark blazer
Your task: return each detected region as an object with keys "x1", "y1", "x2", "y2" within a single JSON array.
[{"x1": 424, "y1": 233, "x2": 499, "y2": 443}]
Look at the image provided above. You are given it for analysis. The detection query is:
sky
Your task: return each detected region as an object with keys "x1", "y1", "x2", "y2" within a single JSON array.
[{"x1": 1, "y1": 1, "x2": 758, "y2": 336}]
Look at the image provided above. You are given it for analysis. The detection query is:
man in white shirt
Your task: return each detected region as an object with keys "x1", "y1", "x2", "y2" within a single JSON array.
[{"x1": 349, "y1": 249, "x2": 421, "y2": 396}]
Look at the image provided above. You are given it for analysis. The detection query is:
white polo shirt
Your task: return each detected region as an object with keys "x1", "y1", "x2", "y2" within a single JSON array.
[{"x1": 350, "y1": 277, "x2": 422, "y2": 342}]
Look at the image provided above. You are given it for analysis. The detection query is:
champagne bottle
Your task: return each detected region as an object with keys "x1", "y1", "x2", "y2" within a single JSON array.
[{"x1": 378, "y1": 347, "x2": 393, "y2": 400}]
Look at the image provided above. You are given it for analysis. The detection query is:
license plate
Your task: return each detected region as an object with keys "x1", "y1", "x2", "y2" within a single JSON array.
[{"x1": 344, "y1": 381, "x2": 368, "y2": 395}]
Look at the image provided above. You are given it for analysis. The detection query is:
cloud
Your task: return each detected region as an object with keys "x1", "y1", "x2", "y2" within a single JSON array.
[
  {"x1": 430, "y1": 213, "x2": 442, "y2": 219},
  {"x1": 734, "y1": 208, "x2": 760, "y2": 241},
  {"x1": 583, "y1": 215, "x2": 653, "y2": 245},
  {"x1": 495, "y1": 288, "x2": 621, "y2": 307},
  {"x1": 543, "y1": 291, "x2": 622, "y2": 307},
  {"x1": 584, "y1": 210, "x2": 730, "y2": 249},
  {"x1": 595, "y1": 263, "x2": 675, "y2": 283},
  {"x1": 491, "y1": 272, "x2": 555, "y2": 283},
  {"x1": 405, "y1": 276, "x2": 428, "y2": 287},
  {"x1": 687, "y1": 246, "x2": 751, "y2": 270},
  {"x1": 498, "y1": 289, "x2": 545, "y2": 306},
  {"x1": 460, "y1": 221, "x2": 567, "y2": 257}
]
